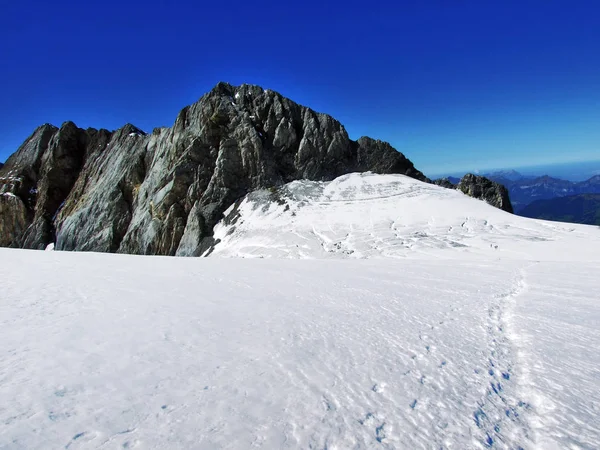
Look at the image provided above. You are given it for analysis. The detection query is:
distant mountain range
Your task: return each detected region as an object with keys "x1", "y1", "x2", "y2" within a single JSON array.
[
  {"x1": 484, "y1": 172, "x2": 600, "y2": 213},
  {"x1": 519, "y1": 194, "x2": 600, "y2": 226},
  {"x1": 435, "y1": 170, "x2": 600, "y2": 226},
  {"x1": 485, "y1": 169, "x2": 526, "y2": 182}
]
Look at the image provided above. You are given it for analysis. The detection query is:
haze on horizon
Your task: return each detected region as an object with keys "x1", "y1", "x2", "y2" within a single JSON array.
[{"x1": 1, "y1": 1, "x2": 599, "y2": 176}]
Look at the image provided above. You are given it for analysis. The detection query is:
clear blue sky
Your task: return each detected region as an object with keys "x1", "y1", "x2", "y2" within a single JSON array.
[{"x1": 1, "y1": 0, "x2": 599, "y2": 177}]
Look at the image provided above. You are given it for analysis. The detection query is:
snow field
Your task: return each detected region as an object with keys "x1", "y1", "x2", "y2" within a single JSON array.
[
  {"x1": 1, "y1": 173, "x2": 599, "y2": 449},
  {"x1": 211, "y1": 173, "x2": 599, "y2": 262}
]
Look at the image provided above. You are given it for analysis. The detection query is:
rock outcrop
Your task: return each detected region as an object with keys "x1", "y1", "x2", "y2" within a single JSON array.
[
  {"x1": 0, "y1": 192, "x2": 28, "y2": 247},
  {"x1": 456, "y1": 174, "x2": 513, "y2": 213},
  {"x1": 0, "y1": 82, "x2": 429, "y2": 255},
  {"x1": 433, "y1": 177, "x2": 456, "y2": 189}
]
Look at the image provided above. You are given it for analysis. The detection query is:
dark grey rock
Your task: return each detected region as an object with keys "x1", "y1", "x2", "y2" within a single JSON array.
[
  {"x1": 0, "y1": 123, "x2": 59, "y2": 247},
  {"x1": 1, "y1": 82, "x2": 429, "y2": 255},
  {"x1": 456, "y1": 174, "x2": 513, "y2": 213},
  {"x1": 433, "y1": 178, "x2": 456, "y2": 189},
  {"x1": 0, "y1": 193, "x2": 29, "y2": 247}
]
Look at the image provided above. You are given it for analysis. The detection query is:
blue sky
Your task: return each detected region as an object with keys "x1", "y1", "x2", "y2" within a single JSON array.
[{"x1": 1, "y1": 0, "x2": 599, "y2": 177}]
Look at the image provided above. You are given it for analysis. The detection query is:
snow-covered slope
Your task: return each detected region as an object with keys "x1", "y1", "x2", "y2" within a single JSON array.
[
  {"x1": 1, "y1": 173, "x2": 599, "y2": 449},
  {"x1": 210, "y1": 173, "x2": 599, "y2": 261}
]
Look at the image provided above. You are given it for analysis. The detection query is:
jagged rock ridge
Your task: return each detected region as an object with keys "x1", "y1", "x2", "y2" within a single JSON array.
[{"x1": 1, "y1": 82, "x2": 431, "y2": 255}]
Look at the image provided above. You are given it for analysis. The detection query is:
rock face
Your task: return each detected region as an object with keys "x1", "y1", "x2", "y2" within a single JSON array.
[
  {"x1": 456, "y1": 174, "x2": 513, "y2": 213},
  {"x1": 0, "y1": 82, "x2": 430, "y2": 255},
  {"x1": 433, "y1": 178, "x2": 456, "y2": 189},
  {"x1": 0, "y1": 193, "x2": 28, "y2": 247}
]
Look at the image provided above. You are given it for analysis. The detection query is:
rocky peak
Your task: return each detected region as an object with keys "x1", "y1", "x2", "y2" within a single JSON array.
[
  {"x1": 456, "y1": 174, "x2": 513, "y2": 213},
  {"x1": 578, "y1": 174, "x2": 600, "y2": 187},
  {"x1": 115, "y1": 123, "x2": 146, "y2": 137},
  {"x1": 1, "y1": 124, "x2": 58, "y2": 177},
  {"x1": 1, "y1": 82, "x2": 431, "y2": 255}
]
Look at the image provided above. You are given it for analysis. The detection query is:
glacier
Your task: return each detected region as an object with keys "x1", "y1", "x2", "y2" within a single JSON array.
[{"x1": 1, "y1": 173, "x2": 599, "y2": 449}]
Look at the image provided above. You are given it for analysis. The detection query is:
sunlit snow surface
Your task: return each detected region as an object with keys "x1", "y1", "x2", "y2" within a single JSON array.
[
  {"x1": 1, "y1": 173, "x2": 599, "y2": 449},
  {"x1": 210, "y1": 173, "x2": 597, "y2": 261}
]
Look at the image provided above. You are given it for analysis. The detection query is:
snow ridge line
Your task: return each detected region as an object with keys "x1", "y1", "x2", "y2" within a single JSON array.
[{"x1": 473, "y1": 267, "x2": 533, "y2": 449}]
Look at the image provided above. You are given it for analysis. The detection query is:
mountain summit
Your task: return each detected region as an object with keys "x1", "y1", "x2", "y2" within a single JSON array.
[{"x1": 0, "y1": 83, "x2": 433, "y2": 255}]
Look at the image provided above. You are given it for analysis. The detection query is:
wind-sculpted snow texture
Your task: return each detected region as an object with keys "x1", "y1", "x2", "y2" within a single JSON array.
[
  {"x1": 511, "y1": 264, "x2": 600, "y2": 449},
  {"x1": 1, "y1": 175, "x2": 599, "y2": 449},
  {"x1": 1, "y1": 251, "x2": 599, "y2": 449},
  {"x1": 0, "y1": 83, "x2": 427, "y2": 255}
]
